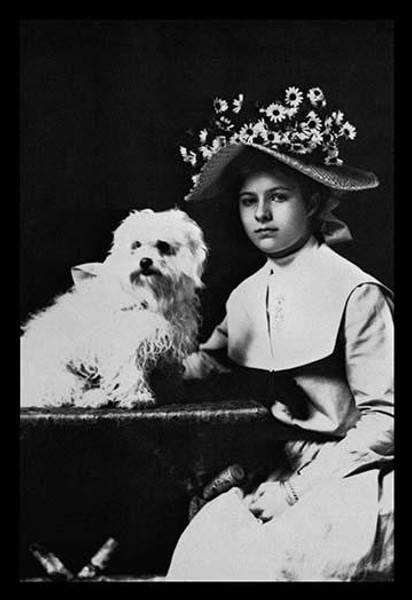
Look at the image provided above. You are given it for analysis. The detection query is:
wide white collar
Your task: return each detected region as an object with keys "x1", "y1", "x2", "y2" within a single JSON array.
[
  {"x1": 227, "y1": 237, "x2": 384, "y2": 370},
  {"x1": 264, "y1": 235, "x2": 322, "y2": 276}
]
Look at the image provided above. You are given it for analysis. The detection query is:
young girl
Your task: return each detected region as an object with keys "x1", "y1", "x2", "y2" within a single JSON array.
[{"x1": 166, "y1": 88, "x2": 394, "y2": 581}]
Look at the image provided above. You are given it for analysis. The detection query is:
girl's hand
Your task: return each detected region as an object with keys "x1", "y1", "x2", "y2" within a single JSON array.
[
  {"x1": 248, "y1": 482, "x2": 289, "y2": 523},
  {"x1": 183, "y1": 351, "x2": 231, "y2": 379}
]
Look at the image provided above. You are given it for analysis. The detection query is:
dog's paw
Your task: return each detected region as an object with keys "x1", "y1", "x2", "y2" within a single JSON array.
[
  {"x1": 80, "y1": 389, "x2": 112, "y2": 408},
  {"x1": 20, "y1": 395, "x2": 73, "y2": 409},
  {"x1": 115, "y1": 390, "x2": 157, "y2": 409},
  {"x1": 20, "y1": 379, "x2": 80, "y2": 408}
]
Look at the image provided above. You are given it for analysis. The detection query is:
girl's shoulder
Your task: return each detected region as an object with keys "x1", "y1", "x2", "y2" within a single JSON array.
[
  {"x1": 319, "y1": 244, "x2": 393, "y2": 296},
  {"x1": 225, "y1": 242, "x2": 393, "y2": 311}
]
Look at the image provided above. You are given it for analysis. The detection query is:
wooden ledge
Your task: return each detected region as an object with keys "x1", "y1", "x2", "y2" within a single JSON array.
[{"x1": 20, "y1": 400, "x2": 272, "y2": 426}]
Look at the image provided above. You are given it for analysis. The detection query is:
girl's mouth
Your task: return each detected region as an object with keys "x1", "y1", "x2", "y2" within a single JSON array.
[{"x1": 255, "y1": 227, "x2": 279, "y2": 235}]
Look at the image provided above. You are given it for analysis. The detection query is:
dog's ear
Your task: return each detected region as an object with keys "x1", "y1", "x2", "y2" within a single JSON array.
[
  {"x1": 71, "y1": 262, "x2": 103, "y2": 286},
  {"x1": 180, "y1": 217, "x2": 208, "y2": 288},
  {"x1": 188, "y1": 229, "x2": 208, "y2": 285}
]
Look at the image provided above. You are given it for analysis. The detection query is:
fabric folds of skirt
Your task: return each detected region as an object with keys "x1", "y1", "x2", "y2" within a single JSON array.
[{"x1": 166, "y1": 439, "x2": 393, "y2": 582}]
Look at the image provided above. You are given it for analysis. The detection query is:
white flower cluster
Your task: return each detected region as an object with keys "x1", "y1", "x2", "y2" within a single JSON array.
[{"x1": 180, "y1": 87, "x2": 357, "y2": 182}]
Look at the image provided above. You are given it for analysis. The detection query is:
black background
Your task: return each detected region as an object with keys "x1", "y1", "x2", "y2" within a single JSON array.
[{"x1": 20, "y1": 19, "x2": 394, "y2": 339}]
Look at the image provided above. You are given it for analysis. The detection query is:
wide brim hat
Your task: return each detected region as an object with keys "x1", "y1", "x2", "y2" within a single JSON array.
[
  {"x1": 179, "y1": 89, "x2": 380, "y2": 204},
  {"x1": 184, "y1": 141, "x2": 379, "y2": 203}
]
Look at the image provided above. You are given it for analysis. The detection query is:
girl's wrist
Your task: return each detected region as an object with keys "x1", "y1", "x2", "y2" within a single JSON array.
[
  {"x1": 280, "y1": 479, "x2": 299, "y2": 506},
  {"x1": 287, "y1": 469, "x2": 318, "y2": 499}
]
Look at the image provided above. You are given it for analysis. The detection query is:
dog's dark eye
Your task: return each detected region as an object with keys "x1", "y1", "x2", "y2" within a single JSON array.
[
  {"x1": 156, "y1": 240, "x2": 174, "y2": 255},
  {"x1": 131, "y1": 241, "x2": 141, "y2": 250}
]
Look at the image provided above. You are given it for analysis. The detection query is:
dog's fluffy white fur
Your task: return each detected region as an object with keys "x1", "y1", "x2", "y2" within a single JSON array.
[{"x1": 20, "y1": 208, "x2": 208, "y2": 408}]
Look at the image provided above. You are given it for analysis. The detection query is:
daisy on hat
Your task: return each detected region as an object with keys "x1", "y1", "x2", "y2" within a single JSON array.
[{"x1": 179, "y1": 87, "x2": 379, "y2": 245}]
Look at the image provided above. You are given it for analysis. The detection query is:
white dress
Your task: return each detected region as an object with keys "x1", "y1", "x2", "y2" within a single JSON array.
[{"x1": 166, "y1": 237, "x2": 394, "y2": 582}]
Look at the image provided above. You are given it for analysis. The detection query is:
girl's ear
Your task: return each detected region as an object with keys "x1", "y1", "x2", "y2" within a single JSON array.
[{"x1": 306, "y1": 192, "x2": 321, "y2": 217}]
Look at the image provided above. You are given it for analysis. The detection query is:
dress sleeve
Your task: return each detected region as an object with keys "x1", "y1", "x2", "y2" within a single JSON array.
[{"x1": 291, "y1": 283, "x2": 394, "y2": 487}]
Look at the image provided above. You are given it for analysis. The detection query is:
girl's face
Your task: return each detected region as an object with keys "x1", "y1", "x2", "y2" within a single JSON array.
[{"x1": 238, "y1": 171, "x2": 314, "y2": 256}]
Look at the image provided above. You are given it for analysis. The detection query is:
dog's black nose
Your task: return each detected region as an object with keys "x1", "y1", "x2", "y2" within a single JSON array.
[{"x1": 139, "y1": 257, "x2": 153, "y2": 271}]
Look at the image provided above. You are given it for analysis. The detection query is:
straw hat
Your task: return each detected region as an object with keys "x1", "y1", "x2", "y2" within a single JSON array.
[{"x1": 179, "y1": 88, "x2": 379, "y2": 203}]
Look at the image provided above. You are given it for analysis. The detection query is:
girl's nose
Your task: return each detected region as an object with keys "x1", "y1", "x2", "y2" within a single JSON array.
[{"x1": 255, "y1": 199, "x2": 272, "y2": 222}]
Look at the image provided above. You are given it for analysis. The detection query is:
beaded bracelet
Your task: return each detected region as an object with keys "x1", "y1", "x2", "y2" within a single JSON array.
[{"x1": 282, "y1": 480, "x2": 299, "y2": 506}]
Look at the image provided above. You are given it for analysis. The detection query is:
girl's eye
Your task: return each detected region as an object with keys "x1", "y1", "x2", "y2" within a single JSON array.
[
  {"x1": 156, "y1": 240, "x2": 174, "y2": 255},
  {"x1": 240, "y1": 197, "x2": 256, "y2": 207},
  {"x1": 270, "y1": 194, "x2": 288, "y2": 203},
  {"x1": 131, "y1": 241, "x2": 141, "y2": 250}
]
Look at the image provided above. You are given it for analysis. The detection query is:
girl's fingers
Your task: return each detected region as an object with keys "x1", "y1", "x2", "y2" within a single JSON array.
[
  {"x1": 249, "y1": 504, "x2": 263, "y2": 517},
  {"x1": 249, "y1": 494, "x2": 268, "y2": 512},
  {"x1": 250, "y1": 482, "x2": 277, "y2": 503},
  {"x1": 253, "y1": 482, "x2": 271, "y2": 497}
]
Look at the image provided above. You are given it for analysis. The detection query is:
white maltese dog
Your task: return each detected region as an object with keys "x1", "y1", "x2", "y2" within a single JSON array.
[{"x1": 20, "y1": 208, "x2": 208, "y2": 409}]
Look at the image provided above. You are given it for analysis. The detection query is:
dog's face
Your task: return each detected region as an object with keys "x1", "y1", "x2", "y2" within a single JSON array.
[{"x1": 103, "y1": 209, "x2": 208, "y2": 299}]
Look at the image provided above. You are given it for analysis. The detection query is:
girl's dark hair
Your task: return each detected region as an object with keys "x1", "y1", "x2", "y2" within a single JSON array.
[{"x1": 221, "y1": 147, "x2": 333, "y2": 243}]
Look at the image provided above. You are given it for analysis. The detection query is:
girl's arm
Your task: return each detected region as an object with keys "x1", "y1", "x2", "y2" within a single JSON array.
[
  {"x1": 183, "y1": 317, "x2": 231, "y2": 379},
  {"x1": 288, "y1": 283, "x2": 394, "y2": 497}
]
